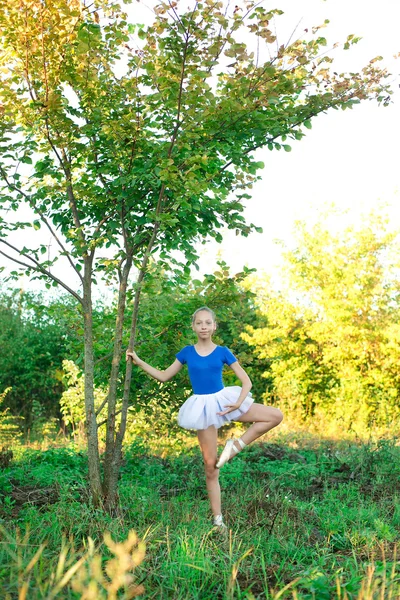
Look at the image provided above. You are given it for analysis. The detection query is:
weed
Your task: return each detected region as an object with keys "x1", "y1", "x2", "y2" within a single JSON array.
[{"x1": 0, "y1": 433, "x2": 400, "y2": 598}]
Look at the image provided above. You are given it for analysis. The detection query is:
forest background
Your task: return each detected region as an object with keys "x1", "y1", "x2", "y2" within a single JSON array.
[{"x1": 2, "y1": 207, "x2": 400, "y2": 441}]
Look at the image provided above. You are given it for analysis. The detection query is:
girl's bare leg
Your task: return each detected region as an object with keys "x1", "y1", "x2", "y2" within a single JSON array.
[
  {"x1": 233, "y1": 403, "x2": 283, "y2": 453},
  {"x1": 197, "y1": 426, "x2": 221, "y2": 516}
]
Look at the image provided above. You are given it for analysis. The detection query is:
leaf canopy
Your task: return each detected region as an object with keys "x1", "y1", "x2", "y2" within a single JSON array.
[{"x1": 0, "y1": 0, "x2": 392, "y2": 292}]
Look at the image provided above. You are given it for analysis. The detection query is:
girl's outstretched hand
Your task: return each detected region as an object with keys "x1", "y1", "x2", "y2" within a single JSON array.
[{"x1": 126, "y1": 350, "x2": 140, "y2": 364}]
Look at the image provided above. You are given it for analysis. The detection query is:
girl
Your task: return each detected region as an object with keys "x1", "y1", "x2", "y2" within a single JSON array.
[{"x1": 126, "y1": 306, "x2": 283, "y2": 529}]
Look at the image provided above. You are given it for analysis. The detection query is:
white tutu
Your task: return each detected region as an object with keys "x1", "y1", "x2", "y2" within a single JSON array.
[{"x1": 178, "y1": 386, "x2": 254, "y2": 430}]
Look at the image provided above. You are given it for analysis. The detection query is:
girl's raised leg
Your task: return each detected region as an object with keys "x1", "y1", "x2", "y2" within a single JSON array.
[
  {"x1": 219, "y1": 404, "x2": 283, "y2": 464},
  {"x1": 237, "y1": 403, "x2": 283, "y2": 446},
  {"x1": 197, "y1": 426, "x2": 221, "y2": 517}
]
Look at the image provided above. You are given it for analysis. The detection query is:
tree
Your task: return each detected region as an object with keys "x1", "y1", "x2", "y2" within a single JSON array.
[
  {"x1": 243, "y1": 210, "x2": 400, "y2": 431},
  {"x1": 0, "y1": 0, "x2": 391, "y2": 506},
  {"x1": 242, "y1": 280, "x2": 337, "y2": 421}
]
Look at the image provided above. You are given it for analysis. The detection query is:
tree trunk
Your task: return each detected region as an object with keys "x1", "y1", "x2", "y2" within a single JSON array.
[
  {"x1": 104, "y1": 265, "x2": 148, "y2": 509},
  {"x1": 103, "y1": 256, "x2": 133, "y2": 502},
  {"x1": 82, "y1": 259, "x2": 102, "y2": 506},
  {"x1": 106, "y1": 270, "x2": 144, "y2": 509},
  {"x1": 104, "y1": 224, "x2": 160, "y2": 510}
]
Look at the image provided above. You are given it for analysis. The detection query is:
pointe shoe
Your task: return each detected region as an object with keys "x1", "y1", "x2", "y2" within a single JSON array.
[
  {"x1": 213, "y1": 514, "x2": 227, "y2": 529},
  {"x1": 216, "y1": 438, "x2": 246, "y2": 469}
]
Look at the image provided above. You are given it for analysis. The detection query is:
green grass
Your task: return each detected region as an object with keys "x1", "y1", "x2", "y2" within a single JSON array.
[{"x1": 1, "y1": 434, "x2": 400, "y2": 598}]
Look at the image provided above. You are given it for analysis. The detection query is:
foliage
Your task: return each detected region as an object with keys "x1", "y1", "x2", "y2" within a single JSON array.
[
  {"x1": 71, "y1": 530, "x2": 145, "y2": 600},
  {"x1": 0, "y1": 524, "x2": 145, "y2": 600},
  {"x1": 1, "y1": 434, "x2": 400, "y2": 598},
  {"x1": 0, "y1": 386, "x2": 23, "y2": 444},
  {"x1": 0, "y1": 290, "x2": 65, "y2": 426},
  {"x1": 59, "y1": 361, "x2": 87, "y2": 432},
  {"x1": 60, "y1": 359, "x2": 108, "y2": 436},
  {"x1": 243, "y1": 211, "x2": 400, "y2": 432},
  {"x1": 29, "y1": 398, "x2": 59, "y2": 441}
]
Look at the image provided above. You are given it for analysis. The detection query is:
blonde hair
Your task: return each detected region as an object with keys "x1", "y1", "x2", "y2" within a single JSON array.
[{"x1": 192, "y1": 306, "x2": 217, "y2": 325}]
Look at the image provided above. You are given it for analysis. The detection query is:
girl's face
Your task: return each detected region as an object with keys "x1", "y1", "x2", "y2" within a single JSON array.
[{"x1": 192, "y1": 310, "x2": 216, "y2": 340}]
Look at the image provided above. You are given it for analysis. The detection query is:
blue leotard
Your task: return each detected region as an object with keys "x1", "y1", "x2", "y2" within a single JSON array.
[{"x1": 175, "y1": 345, "x2": 237, "y2": 395}]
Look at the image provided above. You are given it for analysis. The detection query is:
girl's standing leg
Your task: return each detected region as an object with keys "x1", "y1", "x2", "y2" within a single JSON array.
[{"x1": 197, "y1": 426, "x2": 221, "y2": 517}]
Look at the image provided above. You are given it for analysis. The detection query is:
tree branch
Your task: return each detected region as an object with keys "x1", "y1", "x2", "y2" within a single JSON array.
[
  {"x1": 95, "y1": 395, "x2": 109, "y2": 417},
  {"x1": 98, "y1": 408, "x2": 121, "y2": 428},
  {"x1": 0, "y1": 166, "x2": 84, "y2": 283},
  {"x1": 218, "y1": 86, "x2": 372, "y2": 175},
  {"x1": 0, "y1": 240, "x2": 83, "y2": 304},
  {"x1": 92, "y1": 212, "x2": 114, "y2": 239},
  {"x1": 110, "y1": 180, "x2": 167, "y2": 472},
  {"x1": 23, "y1": 5, "x2": 37, "y2": 103},
  {"x1": 39, "y1": 3, "x2": 50, "y2": 106},
  {"x1": 40, "y1": 118, "x2": 87, "y2": 250},
  {"x1": 167, "y1": 28, "x2": 192, "y2": 158}
]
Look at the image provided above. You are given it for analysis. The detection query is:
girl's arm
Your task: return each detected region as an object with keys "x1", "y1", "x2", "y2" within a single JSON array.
[
  {"x1": 126, "y1": 351, "x2": 183, "y2": 383},
  {"x1": 217, "y1": 361, "x2": 252, "y2": 416}
]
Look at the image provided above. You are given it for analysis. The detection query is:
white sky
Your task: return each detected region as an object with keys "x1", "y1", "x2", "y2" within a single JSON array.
[
  {"x1": 1, "y1": 0, "x2": 399, "y2": 293},
  {"x1": 192, "y1": 0, "x2": 400, "y2": 279}
]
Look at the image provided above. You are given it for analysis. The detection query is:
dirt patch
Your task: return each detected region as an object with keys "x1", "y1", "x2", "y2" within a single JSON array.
[
  {"x1": 246, "y1": 443, "x2": 307, "y2": 464},
  {"x1": 247, "y1": 443, "x2": 288, "y2": 462},
  {"x1": 159, "y1": 486, "x2": 189, "y2": 499},
  {"x1": 3, "y1": 479, "x2": 59, "y2": 518}
]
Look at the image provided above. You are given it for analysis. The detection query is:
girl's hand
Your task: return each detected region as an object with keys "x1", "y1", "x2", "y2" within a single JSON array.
[
  {"x1": 126, "y1": 350, "x2": 140, "y2": 364},
  {"x1": 217, "y1": 403, "x2": 241, "y2": 416}
]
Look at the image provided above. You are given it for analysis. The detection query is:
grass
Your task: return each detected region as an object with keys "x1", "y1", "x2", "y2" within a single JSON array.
[{"x1": 1, "y1": 432, "x2": 400, "y2": 598}]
